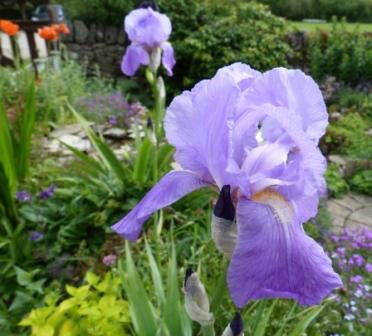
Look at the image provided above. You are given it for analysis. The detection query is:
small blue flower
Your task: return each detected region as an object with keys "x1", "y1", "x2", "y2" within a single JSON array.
[
  {"x1": 38, "y1": 184, "x2": 57, "y2": 200},
  {"x1": 29, "y1": 231, "x2": 44, "y2": 241},
  {"x1": 16, "y1": 191, "x2": 32, "y2": 202}
]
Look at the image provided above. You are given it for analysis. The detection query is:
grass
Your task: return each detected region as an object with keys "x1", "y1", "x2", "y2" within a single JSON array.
[{"x1": 290, "y1": 21, "x2": 372, "y2": 33}]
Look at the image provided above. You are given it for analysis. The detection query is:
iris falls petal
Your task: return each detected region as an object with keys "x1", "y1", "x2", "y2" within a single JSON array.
[
  {"x1": 111, "y1": 171, "x2": 207, "y2": 240},
  {"x1": 228, "y1": 191, "x2": 342, "y2": 307}
]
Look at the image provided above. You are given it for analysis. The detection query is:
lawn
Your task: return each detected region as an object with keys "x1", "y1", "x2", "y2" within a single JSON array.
[{"x1": 290, "y1": 21, "x2": 372, "y2": 33}]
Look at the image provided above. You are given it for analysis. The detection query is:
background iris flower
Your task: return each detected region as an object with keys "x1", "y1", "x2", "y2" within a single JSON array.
[
  {"x1": 113, "y1": 63, "x2": 342, "y2": 307},
  {"x1": 121, "y1": 6, "x2": 175, "y2": 76}
]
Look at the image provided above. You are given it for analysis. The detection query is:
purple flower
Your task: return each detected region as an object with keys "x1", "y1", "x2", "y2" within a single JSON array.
[
  {"x1": 336, "y1": 247, "x2": 346, "y2": 257},
  {"x1": 350, "y1": 275, "x2": 363, "y2": 284},
  {"x1": 16, "y1": 191, "x2": 32, "y2": 202},
  {"x1": 38, "y1": 184, "x2": 57, "y2": 200},
  {"x1": 108, "y1": 115, "x2": 118, "y2": 125},
  {"x1": 112, "y1": 63, "x2": 342, "y2": 307},
  {"x1": 29, "y1": 231, "x2": 44, "y2": 241},
  {"x1": 121, "y1": 7, "x2": 175, "y2": 76},
  {"x1": 351, "y1": 254, "x2": 364, "y2": 267},
  {"x1": 102, "y1": 254, "x2": 117, "y2": 266},
  {"x1": 366, "y1": 263, "x2": 372, "y2": 272}
]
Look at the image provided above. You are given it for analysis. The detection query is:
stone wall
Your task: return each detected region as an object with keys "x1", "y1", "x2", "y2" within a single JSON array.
[
  {"x1": 62, "y1": 20, "x2": 128, "y2": 77},
  {"x1": 63, "y1": 20, "x2": 309, "y2": 78}
]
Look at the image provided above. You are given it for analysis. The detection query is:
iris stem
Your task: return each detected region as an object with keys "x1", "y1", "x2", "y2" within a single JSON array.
[
  {"x1": 201, "y1": 324, "x2": 215, "y2": 336},
  {"x1": 210, "y1": 259, "x2": 229, "y2": 312}
]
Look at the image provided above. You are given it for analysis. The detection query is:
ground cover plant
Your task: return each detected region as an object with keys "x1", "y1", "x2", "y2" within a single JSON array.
[{"x1": 0, "y1": 2, "x2": 371, "y2": 336}]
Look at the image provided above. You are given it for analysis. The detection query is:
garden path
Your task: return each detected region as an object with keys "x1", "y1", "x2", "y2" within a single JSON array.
[{"x1": 327, "y1": 193, "x2": 372, "y2": 232}]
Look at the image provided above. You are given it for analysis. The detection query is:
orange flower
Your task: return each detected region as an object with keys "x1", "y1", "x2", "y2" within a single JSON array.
[
  {"x1": 38, "y1": 26, "x2": 59, "y2": 41},
  {"x1": 0, "y1": 20, "x2": 20, "y2": 36},
  {"x1": 51, "y1": 23, "x2": 70, "y2": 35}
]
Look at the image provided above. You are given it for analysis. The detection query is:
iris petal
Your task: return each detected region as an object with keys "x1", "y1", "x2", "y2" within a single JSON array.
[
  {"x1": 228, "y1": 192, "x2": 342, "y2": 307},
  {"x1": 111, "y1": 171, "x2": 207, "y2": 240},
  {"x1": 161, "y1": 41, "x2": 176, "y2": 76},
  {"x1": 121, "y1": 43, "x2": 149, "y2": 76}
]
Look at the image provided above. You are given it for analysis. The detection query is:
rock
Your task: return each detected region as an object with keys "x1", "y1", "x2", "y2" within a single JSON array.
[
  {"x1": 50, "y1": 124, "x2": 82, "y2": 138},
  {"x1": 105, "y1": 26, "x2": 118, "y2": 45},
  {"x1": 320, "y1": 76, "x2": 342, "y2": 103},
  {"x1": 74, "y1": 21, "x2": 89, "y2": 44},
  {"x1": 330, "y1": 112, "x2": 342, "y2": 122},
  {"x1": 103, "y1": 127, "x2": 126, "y2": 140},
  {"x1": 95, "y1": 24, "x2": 104, "y2": 42},
  {"x1": 117, "y1": 29, "x2": 126, "y2": 45},
  {"x1": 328, "y1": 155, "x2": 372, "y2": 178},
  {"x1": 59, "y1": 134, "x2": 91, "y2": 152},
  {"x1": 88, "y1": 24, "x2": 96, "y2": 44},
  {"x1": 366, "y1": 129, "x2": 372, "y2": 137}
]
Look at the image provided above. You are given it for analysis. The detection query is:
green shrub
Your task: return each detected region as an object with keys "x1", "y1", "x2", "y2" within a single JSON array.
[
  {"x1": 325, "y1": 163, "x2": 349, "y2": 198},
  {"x1": 159, "y1": 0, "x2": 292, "y2": 92},
  {"x1": 52, "y1": 0, "x2": 138, "y2": 25},
  {"x1": 325, "y1": 113, "x2": 372, "y2": 159},
  {"x1": 349, "y1": 170, "x2": 372, "y2": 196},
  {"x1": 20, "y1": 272, "x2": 130, "y2": 336},
  {"x1": 259, "y1": 0, "x2": 372, "y2": 22},
  {"x1": 308, "y1": 19, "x2": 372, "y2": 84}
]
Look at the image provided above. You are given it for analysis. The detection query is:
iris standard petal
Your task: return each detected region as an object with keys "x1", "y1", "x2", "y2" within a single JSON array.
[
  {"x1": 125, "y1": 8, "x2": 171, "y2": 48},
  {"x1": 111, "y1": 170, "x2": 207, "y2": 240},
  {"x1": 227, "y1": 193, "x2": 342, "y2": 307},
  {"x1": 161, "y1": 41, "x2": 176, "y2": 76},
  {"x1": 121, "y1": 43, "x2": 149, "y2": 76},
  {"x1": 247, "y1": 68, "x2": 327, "y2": 145},
  {"x1": 165, "y1": 71, "x2": 240, "y2": 187},
  {"x1": 216, "y1": 62, "x2": 261, "y2": 91}
]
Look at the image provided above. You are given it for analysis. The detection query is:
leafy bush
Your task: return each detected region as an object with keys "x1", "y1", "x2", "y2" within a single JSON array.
[
  {"x1": 325, "y1": 113, "x2": 372, "y2": 160},
  {"x1": 259, "y1": 0, "x2": 372, "y2": 22},
  {"x1": 0, "y1": 61, "x2": 113, "y2": 122},
  {"x1": 20, "y1": 272, "x2": 130, "y2": 336},
  {"x1": 308, "y1": 19, "x2": 372, "y2": 84},
  {"x1": 349, "y1": 170, "x2": 372, "y2": 196},
  {"x1": 325, "y1": 163, "x2": 349, "y2": 198},
  {"x1": 159, "y1": 0, "x2": 292, "y2": 91}
]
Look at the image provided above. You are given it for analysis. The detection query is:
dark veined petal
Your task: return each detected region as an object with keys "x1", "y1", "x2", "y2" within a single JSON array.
[
  {"x1": 227, "y1": 192, "x2": 342, "y2": 307},
  {"x1": 121, "y1": 43, "x2": 149, "y2": 76},
  {"x1": 125, "y1": 8, "x2": 171, "y2": 48},
  {"x1": 161, "y1": 41, "x2": 175, "y2": 76},
  {"x1": 111, "y1": 171, "x2": 207, "y2": 240}
]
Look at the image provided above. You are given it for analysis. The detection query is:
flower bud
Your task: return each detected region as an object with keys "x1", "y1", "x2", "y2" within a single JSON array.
[
  {"x1": 211, "y1": 185, "x2": 237, "y2": 259},
  {"x1": 184, "y1": 268, "x2": 214, "y2": 326},
  {"x1": 222, "y1": 312, "x2": 244, "y2": 336}
]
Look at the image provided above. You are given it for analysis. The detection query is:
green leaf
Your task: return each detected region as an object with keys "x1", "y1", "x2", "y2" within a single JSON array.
[
  {"x1": 158, "y1": 144, "x2": 174, "y2": 171},
  {"x1": 9, "y1": 291, "x2": 33, "y2": 311},
  {"x1": 133, "y1": 138, "x2": 153, "y2": 184},
  {"x1": 60, "y1": 140, "x2": 105, "y2": 176},
  {"x1": 163, "y1": 243, "x2": 182, "y2": 335},
  {"x1": 145, "y1": 238, "x2": 165, "y2": 306},
  {"x1": 68, "y1": 103, "x2": 127, "y2": 185},
  {"x1": 17, "y1": 80, "x2": 36, "y2": 181},
  {"x1": 253, "y1": 299, "x2": 278, "y2": 336},
  {"x1": 0, "y1": 103, "x2": 16, "y2": 195},
  {"x1": 121, "y1": 242, "x2": 158, "y2": 336},
  {"x1": 14, "y1": 266, "x2": 32, "y2": 286},
  {"x1": 288, "y1": 305, "x2": 324, "y2": 336}
]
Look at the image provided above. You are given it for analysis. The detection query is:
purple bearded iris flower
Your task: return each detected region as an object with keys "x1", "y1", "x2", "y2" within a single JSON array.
[
  {"x1": 121, "y1": 6, "x2": 175, "y2": 76},
  {"x1": 112, "y1": 63, "x2": 342, "y2": 307}
]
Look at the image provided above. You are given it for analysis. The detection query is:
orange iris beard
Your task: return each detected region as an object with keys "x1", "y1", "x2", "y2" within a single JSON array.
[
  {"x1": 0, "y1": 20, "x2": 20, "y2": 36},
  {"x1": 38, "y1": 26, "x2": 59, "y2": 41}
]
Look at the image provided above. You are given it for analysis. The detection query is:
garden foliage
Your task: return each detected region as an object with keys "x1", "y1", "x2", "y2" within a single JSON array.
[
  {"x1": 259, "y1": 0, "x2": 372, "y2": 22},
  {"x1": 20, "y1": 272, "x2": 130, "y2": 335},
  {"x1": 309, "y1": 20, "x2": 372, "y2": 84}
]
